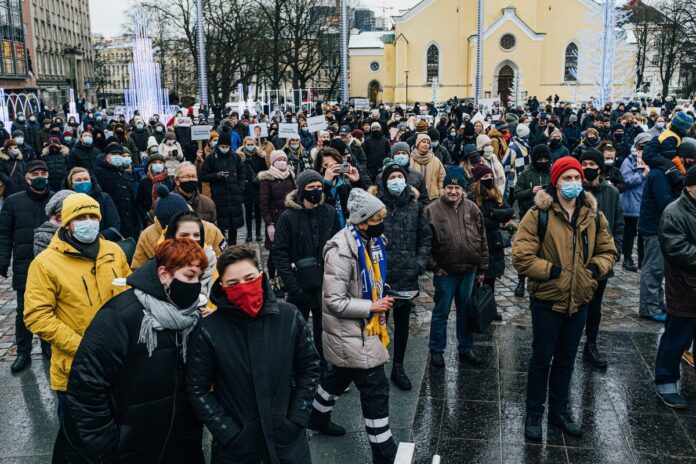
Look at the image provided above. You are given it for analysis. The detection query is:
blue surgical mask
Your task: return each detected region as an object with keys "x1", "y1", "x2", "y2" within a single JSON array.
[
  {"x1": 82, "y1": 137, "x2": 93, "y2": 145},
  {"x1": 290, "y1": 143, "x2": 300, "y2": 150},
  {"x1": 73, "y1": 181, "x2": 92, "y2": 194},
  {"x1": 245, "y1": 145, "x2": 255, "y2": 152},
  {"x1": 72, "y1": 219, "x2": 100, "y2": 243},
  {"x1": 64, "y1": 136, "x2": 73, "y2": 143},
  {"x1": 151, "y1": 163, "x2": 164, "y2": 174},
  {"x1": 432, "y1": 141, "x2": 439, "y2": 148},
  {"x1": 110, "y1": 155, "x2": 124, "y2": 166},
  {"x1": 219, "y1": 147, "x2": 230, "y2": 154},
  {"x1": 394, "y1": 154, "x2": 410, "y2": 166},
  {"x1": 121, "y1": 157, "x2": 132, "y2": 166},
  {"x1": 387, "y1": 177, "x2": 407, "y2": 196},
  {"x1": 560, "y1": 181, "x2": 583, "y2": 200}
]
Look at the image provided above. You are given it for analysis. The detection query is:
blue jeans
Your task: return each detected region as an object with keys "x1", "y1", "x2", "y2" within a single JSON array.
[
  {"x1": 428, "y1": 272, "x2": 476, "y2": 354},
  {"x1": 655, "y1": 314, "x2": 696, "y2": 393},
  {"x1": 526, "y1": 301, "x2": 588, "y2": 418}
]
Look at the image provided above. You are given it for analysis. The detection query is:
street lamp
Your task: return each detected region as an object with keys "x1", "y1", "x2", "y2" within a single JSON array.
[
  {"x1": 404, "y1": 70, "x2": 409, "y2": 104},
  {"x1": 195, "y1": 0, "x2": 208, "y2": 105}
]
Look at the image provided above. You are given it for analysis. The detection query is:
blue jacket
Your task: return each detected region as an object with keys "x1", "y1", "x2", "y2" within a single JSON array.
[
  {"x1": 638, "y1": 167, "x2": 676, "y2": 235},
  {"x1": 619, "y1": 152, "x2": 645, "y2": 218}
]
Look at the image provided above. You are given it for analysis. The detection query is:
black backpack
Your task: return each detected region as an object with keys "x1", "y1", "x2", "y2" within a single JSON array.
[{"x1": 535, "y1": 207, "x2": 601, "y2": 246}]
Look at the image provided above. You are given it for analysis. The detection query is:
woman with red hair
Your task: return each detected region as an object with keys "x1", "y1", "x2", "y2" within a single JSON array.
[{"x1": 56, "y1": 238, "x2": 208, "y2": 463}]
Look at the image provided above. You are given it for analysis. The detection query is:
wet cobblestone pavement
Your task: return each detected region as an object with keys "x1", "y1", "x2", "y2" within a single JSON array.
[{"x1": 1, "y1": 247, "x2": 693, "y2": 463}]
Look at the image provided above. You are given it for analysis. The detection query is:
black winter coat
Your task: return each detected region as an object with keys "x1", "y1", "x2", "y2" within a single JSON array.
[
  {"x1": 258, "y1": 171, "x2": 295, "y2": 250},
  {"x1": 362, "y1": 134, "x2": 391, "y2": 176},
  {"x1": 478, "y1": 195, "x2": 514, "y2": 278},
  {"x1": 0, "y1": 150, "x2": 26, "y2": 194},
  {"x1": 0, "y1": 187, "x2": 52, "y2": 289},
  {"x1": 60, "y1": 259, "x2": 204, "y2": 464},
  {"x1": 89, "y1": 184, "x2": 121, "y2": 241},
  {"x1": 94, "y1": 158, "x2": 140, "y2": 239},
  {"x1": 41, "y1": 146, "x2": 70, "y2": 191},
  {"x1": 68, "y1": 143, "x2": 102, "y2": 172},
  {"x1": 242, "y1": 152, "x2": 268, "y2": 203},
  {"x1": 272, "y1": 191, "x2": 340, "y2": 303},
  {"x1": 375, "y1": 167, "x2": 429, "y2": 206},
  {"x1": 185, "y1": 279, "x2": 320, "y2": 464},
  {"x1": 377, "y1": 187, "x2": 432, "y2": 291},
  {"x1": 130, "y1": 128, "x2": 151, "y2": 152},
  {"x1": 200, "y1": 148, "x2": 245, "y2": 231}
]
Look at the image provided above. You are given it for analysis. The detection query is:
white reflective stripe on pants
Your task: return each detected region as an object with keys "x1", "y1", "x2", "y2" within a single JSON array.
[
  {"x1": 367, "y1": 429, "x2": 393, "y2": 444},
  {"x1": 364, "y1": 417, "x2": 389, "y2": 428}
]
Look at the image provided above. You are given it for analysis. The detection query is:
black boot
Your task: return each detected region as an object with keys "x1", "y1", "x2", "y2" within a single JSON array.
[
  {"x1": 622, "y1": 257, "x2": 637, "y2": 272},
  {"x1": 583, "y1": 342, "x2": 608, "y2": 369},
  {"x1": 430, "y1": 351, "x2": 445, "y2": 368},
  {"x1": 10, "y1": 353, "x2": 31, "y2": 373},
  {"x1": 548, "y1": 411, "x2": 583, "y2": 436},
  {"x1": 391, "y1": 364, "x2": 412, "y2": 391},
  {"x1": 308, "y1": 410, "x2": 346, "y2": 436},
  {"x1": 459, "y1": 349, "x2": 482, "y2": 366},
  {"x1": 514, "y1": 277, "x2": 526, "y2": 297},
  {"x1": 245, "y1": 233, "x2": 253, "y2": 243},
  {"x1": 524, "y1": 416, "x2": 542, "y2": 441}
]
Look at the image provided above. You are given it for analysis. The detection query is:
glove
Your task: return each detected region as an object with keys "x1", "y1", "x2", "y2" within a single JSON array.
[
  {"x1": 586, "y1": 263, "x2": 600, "y2": 279},
  {"x1": 548, "y1": 265, "x2": 562, "y2": 281}
]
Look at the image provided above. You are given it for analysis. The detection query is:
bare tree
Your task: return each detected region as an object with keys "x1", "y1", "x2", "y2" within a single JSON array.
[
  {"x1": 256, "y1": 0, "x2": 292, "y2": 90},
  {"x1": 652, "y1": 0, "x2": 690, "y2": 96},
  {"x1": 629, "y1": 1, "x2": 660, "y2": 91}
]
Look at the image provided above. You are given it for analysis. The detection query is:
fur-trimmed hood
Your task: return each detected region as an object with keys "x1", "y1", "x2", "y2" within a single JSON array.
[
  {"x1": 41, "y1": 145, "x2": 70, "y2": 157},
  {"x1": 257, "y1": 169, "x2": 295, "y2": 182},
  {"x1": 534, "y1": 188, "x2": 598, "y2": 216},
  {"x1": 0, "y1": 148, "x2": 22, "y2": 161}
]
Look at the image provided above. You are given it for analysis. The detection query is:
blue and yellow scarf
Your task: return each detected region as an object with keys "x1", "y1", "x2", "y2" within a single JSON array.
[{"x1": 348, "y1": 224, "x2": 390, "y2": 347}]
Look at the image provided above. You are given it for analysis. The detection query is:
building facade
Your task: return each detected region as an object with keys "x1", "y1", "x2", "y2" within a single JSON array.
[
  {"x1": 349, "y1": 0, "x2": 637, "y2": 105},
  {"x1": 92, "y1": 34, "x2": 131, "y2": 104},
  {"x1": 28, "y1": 0, "x2": 94, "y2": 108},
  {"x1": 0, "y1": 0, "x2": 35, "y2": 94}
]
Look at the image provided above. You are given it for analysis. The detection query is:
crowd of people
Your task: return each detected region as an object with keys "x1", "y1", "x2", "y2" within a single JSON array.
[{"x1": 0, "y1": 95, "x2": 694, "y2": 463}]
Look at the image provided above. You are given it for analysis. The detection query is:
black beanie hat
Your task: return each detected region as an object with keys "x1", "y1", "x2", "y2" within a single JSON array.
[
  {"x1": 217, "y1": 131, "x2": 232, "y2": 147},
  {"x1": 531, "y1": 144, "x2": 551, "y2": 162},
  {"x1": 427, "y1": 128, "x2": 440, "y2": 141},
  {"x1": 295, "y1": 169, "x2": 324, "y2": 196},
  {"x1": 580, "y1": 148, "x2": 605, "y2": 171},
  {"x1": 381, "y1": 163, "x2": 408, "y2": 191},
  {"x1": 685, "y1": 165, "x2": 696, "y2": 187},
  {"x1": 330, "y1": 138, "x2": 350, "y2": 156}
]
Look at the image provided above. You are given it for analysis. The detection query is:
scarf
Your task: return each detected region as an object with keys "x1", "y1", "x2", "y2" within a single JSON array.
[
  {"x1": 147, "y1": 171, "x2": 169, "y2": 203},
  {"x1": 348, "y1": 224, "x2": 390, "y2": 348},
  {"x1": 330, "y1": 177, "x2": 346, "y2": 227},
  {"x1": 201, "y1": 246, "x2": 217, "y2": 297},
  {"x1": 135, "y1": 288, "x2": 200, "y2": 362},
  {"x1": 410, "y1": 150, "x2": 435, "y2": 190},
  {"x1": 269, "y1": 165, "x2": 290, "y2": 180}
]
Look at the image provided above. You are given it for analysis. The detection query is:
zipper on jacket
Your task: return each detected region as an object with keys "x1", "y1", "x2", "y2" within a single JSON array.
[{"x1": 82, "y1": 277, "x2": 93, "y2": 306}]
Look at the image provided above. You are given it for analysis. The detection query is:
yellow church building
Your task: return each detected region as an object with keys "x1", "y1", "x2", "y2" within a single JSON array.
[{"x1": 349, "y1": 0, "x2": 635, "y2": 105}]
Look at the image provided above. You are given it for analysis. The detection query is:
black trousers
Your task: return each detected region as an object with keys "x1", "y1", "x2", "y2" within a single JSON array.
[
  {"x1": 622, "y1": 216, "x2": 644, "y2": 266},
  {"x1": 290, "y1": 291, "x2": 326, "y2": 372},
  {"x1": 312, "y1": 365, "x2": 397, "y2": 463},
  {"x1": 526, "y1": 301, "x2": 588, "y2": 418},
  {"x1": 15, "y1": 288, "x2": 32, "y2": 355},
  {"x1": 389, "y1": 300, "x2": 413, "y2": 365},
  {"x1": 585, "y1": 278, "x2": 608, "y2": 344},
  {"x1": 244, "y1": 201, "x2": 262, "y2": 237}
]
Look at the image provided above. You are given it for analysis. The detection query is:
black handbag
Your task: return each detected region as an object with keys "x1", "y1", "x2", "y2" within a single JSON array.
[
  {"x1": 106, "y1": 228, "x2": 137, "y2": 264},
  {"x1": 494, "y1": 229, "x2": 513, "y2": 249},
  {"x1": 295, "y1": 257, "x2": 323, "y2": 291},
  {"x1": 466, "y1": 284, "x2": 498, "y2": 334}
]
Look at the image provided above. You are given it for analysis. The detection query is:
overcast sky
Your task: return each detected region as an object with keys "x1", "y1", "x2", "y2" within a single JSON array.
[{"x1": 88, "y1": 0, "x2": 421, "y2": 37}]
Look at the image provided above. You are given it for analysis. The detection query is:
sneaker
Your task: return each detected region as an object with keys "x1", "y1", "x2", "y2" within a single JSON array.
[
  {"x1": 459, "y1": 349, "x2": 482, "y2": 366},
  {"x1": 430, "y1": 351, "x2": 445, "y2": 368},
  {"x1": 682, "y1": 351, "x2": 695, "y2": 368},
  {"x1": 656, "y1": 391, "x2": 688, "y2": 409},
  {"x1": 391, "y1": 364, "x2": 412, "y2": 391},
  {"x1": 548, "y1": 411, "x2": 583, "y2": 436},
  {"x1": 524, "y1": 416, "x2": 542, "y2": 441},
  {"x1": 583, "y1": 342, "x2": 608, "y2": 369},
  {"x1": 308, "y1": 412, "x2": 347, "y2": 436},
  {"x1": 641, "y1": 313, "x2": 667, "y2": 322},
  {"x1": 622, "y1": 258, "x2": 637, "y2": 272}
]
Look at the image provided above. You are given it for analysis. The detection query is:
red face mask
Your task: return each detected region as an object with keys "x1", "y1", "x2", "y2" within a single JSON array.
[{"x1": 222, "y1": 273, "x2": 264, "y2": 317}]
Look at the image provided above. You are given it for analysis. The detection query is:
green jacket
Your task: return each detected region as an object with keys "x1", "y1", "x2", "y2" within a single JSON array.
[{"x1": 583, "y1": 180, "x2": 624, "y2": 254}]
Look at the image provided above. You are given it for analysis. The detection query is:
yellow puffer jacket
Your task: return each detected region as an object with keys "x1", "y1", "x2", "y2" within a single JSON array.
[{"x1": 24, "y1": 233, "x2": 131, "y2": 391}]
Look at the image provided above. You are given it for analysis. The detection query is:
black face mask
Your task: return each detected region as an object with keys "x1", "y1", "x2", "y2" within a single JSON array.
[
  {"x1": 469, "y1": 155, "x2": 481, "y2": 165},
  {"x1": 549, "y1": 139, "x2": 561, "y2": 148},
  {"x1": 535, "y1": 161, "x2": 550, "y2": 172},
  {"x1": 583, "y1": 167, "x2": 600, "y2": 182},
  {"x1": 371, "y1": 130, "x2": 381, "y2": 137},
  {"x1": 614, "y1": 133, "x2": 624, "y2": 141},
  {"x1": 303, "y1": 188, "x2": 322, "y2": 205},
  {"x1": 585, "y1": 137, "x2": 597, "y2": 147},
  {"x1": 481, "y1": 178, "x2": 494, "y2": 190},
  {"x1": 179, "y1": 180, "x2": 197, "y2": 193},
  {"x1": 364, "y1": 222, "x2": 385, "y2": 238},
  {"x1": 165, "y1": 278, "x2": 201, "y2": 309}
]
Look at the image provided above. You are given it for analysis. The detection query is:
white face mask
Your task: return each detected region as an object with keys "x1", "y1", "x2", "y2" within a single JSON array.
[
  {"x1": 483, "y1": 146, "x2": 494, "y2": 157},
  {"x1": 274, "y1": 160, "x2": 288, "y2": 171}
]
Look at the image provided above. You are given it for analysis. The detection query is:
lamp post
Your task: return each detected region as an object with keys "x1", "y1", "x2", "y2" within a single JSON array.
[
  {"x1": 339, "y1": 0, "x2": 349, "y2": 105},
  {"x1": 404, "y1": 70, "x2": 409, "y2": 104},
  {"x1": 475, "y1": 0, "x2": 484, "y2": 104},
  {"x1": 195, "y1": 0, "x2": 208, "y2": 105}
]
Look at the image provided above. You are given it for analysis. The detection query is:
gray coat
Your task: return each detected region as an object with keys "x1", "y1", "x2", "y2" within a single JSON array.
[{"x1": 322, "y1": 227, "x2": 390, "y2": 370}]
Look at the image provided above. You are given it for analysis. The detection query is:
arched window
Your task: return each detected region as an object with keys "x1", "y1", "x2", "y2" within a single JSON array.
[
  {"x1": 564, "y1": 43, "x2": 578, "y2": 82},
  {"x1": 426, "y1": 44, "x2": 439, "y2": 83}
]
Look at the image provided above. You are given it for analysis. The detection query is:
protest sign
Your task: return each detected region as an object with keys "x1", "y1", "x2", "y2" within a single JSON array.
[
  {"x1": 307, "y1": 115, "x2": 328, "y2": 133},
  {"x1": 175, "y1": 117, "x2": 192, "y2": 127},
  {"x1": 250, "y1": 123, "x2": 268, "y2": 138},
  {"x1": 278, "y1": 123, "x2": 299, "y2": 139},
  {"x1": 190, "y1": 125, "x2": 211, "y2": 141}
]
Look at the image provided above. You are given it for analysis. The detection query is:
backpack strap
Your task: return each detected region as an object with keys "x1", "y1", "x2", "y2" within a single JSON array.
[{"x1": 536, "y1": 207, "x2": 548, "y2": 246}]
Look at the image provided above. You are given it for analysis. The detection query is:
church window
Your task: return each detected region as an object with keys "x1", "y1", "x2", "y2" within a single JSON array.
[
  {"x1": 564, "y1": 42, "x2": 578, "y2": 81},
  {"x1": 500, "y1": 34, "x2": 516, "y2": 51},
  {"x1": 426, "y1": 44, "x2": 439, "y2": 83}
]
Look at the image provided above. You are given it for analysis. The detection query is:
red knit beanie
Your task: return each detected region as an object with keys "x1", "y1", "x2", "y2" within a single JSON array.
[{"x1": 551, "y1": 156, "x2": 584, "y2": 187}]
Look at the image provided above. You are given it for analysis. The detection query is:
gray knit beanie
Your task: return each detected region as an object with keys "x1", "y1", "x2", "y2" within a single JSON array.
[
  {"x1": 296, "y1": 169, "x2": 323, "y2": 194},
  {"x1": 45, "y1": 190, "x2": 77, "y2": 217},
  {"x1": 347, "y1": 188, "x2": 385, "y2": 225},
  {"x1": 390, "y1": 141, "x2": 410, "y2": 157}
]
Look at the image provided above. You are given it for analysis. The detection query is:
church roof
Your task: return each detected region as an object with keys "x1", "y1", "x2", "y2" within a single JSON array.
[{"x1": 349, "y1": 31, "x2": 387, "y2": 50}]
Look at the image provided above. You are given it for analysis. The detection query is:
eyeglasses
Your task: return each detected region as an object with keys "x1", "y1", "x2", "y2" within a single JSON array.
[{"x1": 178, "y1": 176, "x2": 198, "y2": 181}]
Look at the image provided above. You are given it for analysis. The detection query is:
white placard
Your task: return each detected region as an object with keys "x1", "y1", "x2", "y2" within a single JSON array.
[
  {"x1": 307, "y1": 115, "x2": 328, "y2": 133},
  {"x1": 353, "y1": 98, "x2": 370, "y2": 110},
  {"x1": 175, "y1": 117, "x2": 192, "y2": 127},
  {"x1": 249, "y1": 123, "x2": 268, "y2": 138},
  {"x1": 190, "y1": 125, "x2": 211, "y2": 141},
  {"x1": 416, "y1": 115, "x2": 434, "y2": 124},
  {"x1": 278, "y1": 123, "x2": 299, "y2": 139}
]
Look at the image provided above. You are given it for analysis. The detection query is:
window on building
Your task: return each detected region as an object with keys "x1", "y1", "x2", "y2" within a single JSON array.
[
  {"x1": 426, "y1": 44, "x2": 439, "y2": 83},
  {"x1": 651, "y1": 54, "x2": 660, "y2": 66},
  {"x1": 500, "y1": 34, "x2": 516, "y2": 51},
  {"x1": 564, "y1": 42, "x2": 578, "y2": 82}
]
